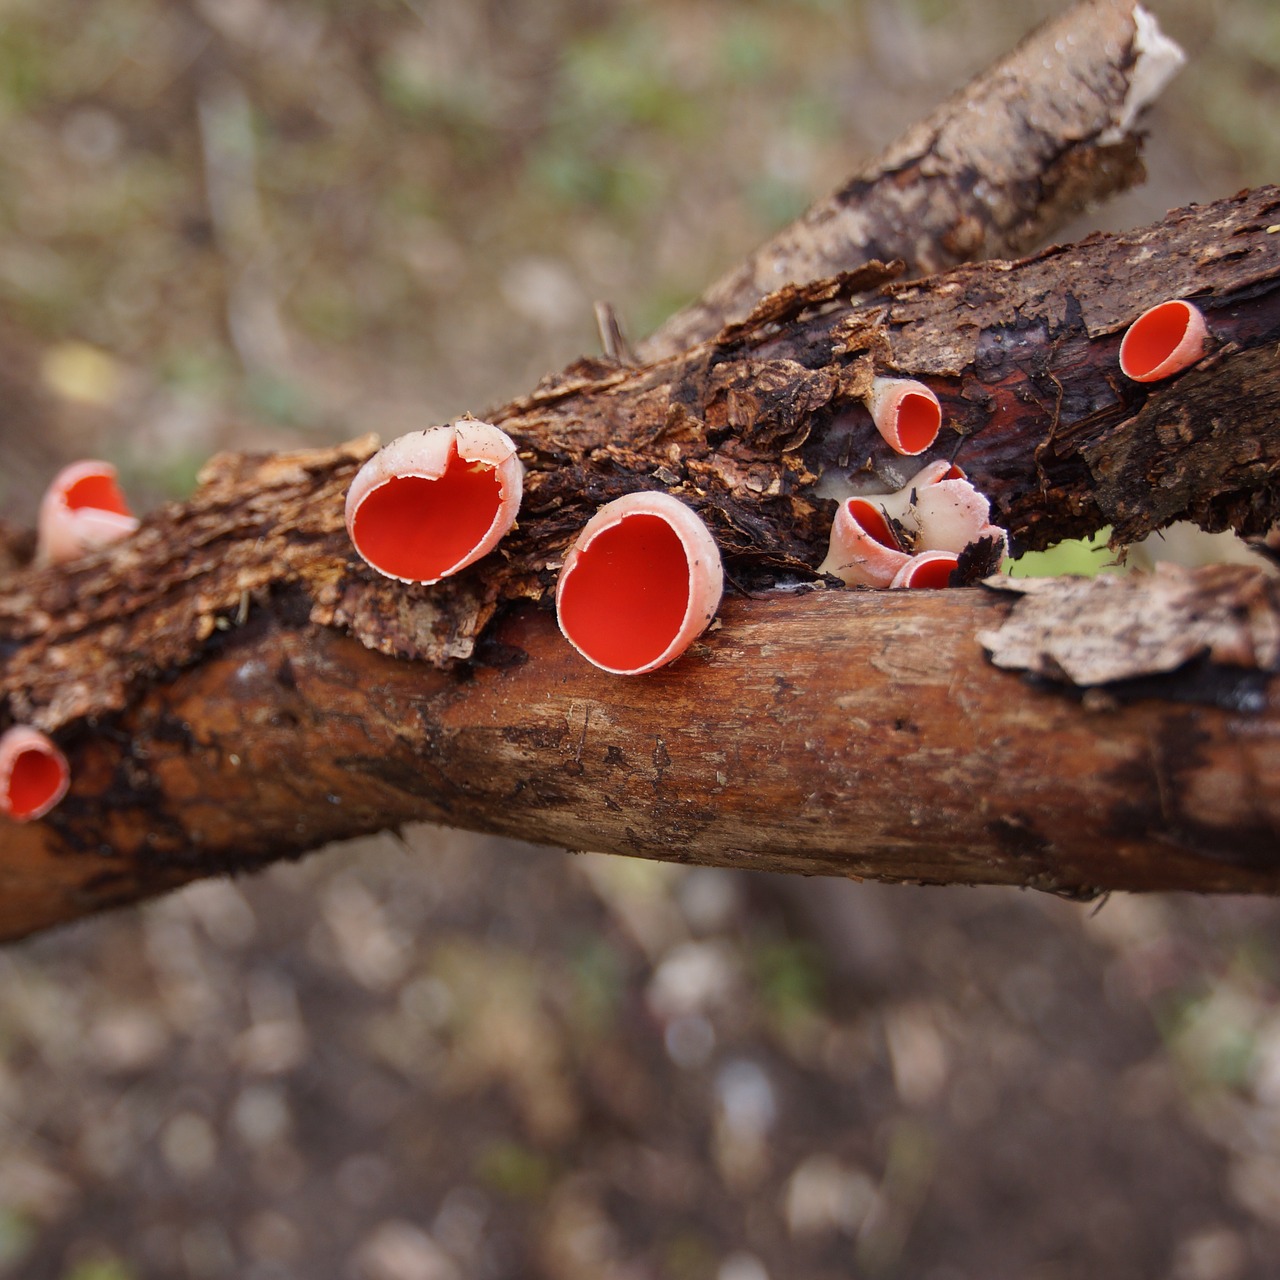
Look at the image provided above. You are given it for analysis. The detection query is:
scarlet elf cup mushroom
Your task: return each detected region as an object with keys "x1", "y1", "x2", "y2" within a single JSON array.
[
  {"x1": 1118, "y1": 299, "x2": 1208, "y2": 383},
  {"x1": 0, "y1": 726, "x2": 70, "y2": 823},
  {"x1": 36, "y1": 459, "x2": 139, "y2": 567},
  {"x1": 864, "y1": 377, "x2": 942, "y2": 456},
  {"x1": 345, "y1": 420, "x2": 524, "y2": 583},
  {"x1": 820, "y1": 461, "x2": 1007, "y2": 589},
  {"x1": 556, "y1": 491, "x2": 724, "y2": 675}
]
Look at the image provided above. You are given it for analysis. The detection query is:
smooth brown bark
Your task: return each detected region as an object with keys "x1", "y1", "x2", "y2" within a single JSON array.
[{"x1": 2, "y1": 573, "x2": 1278, "y2": 941}]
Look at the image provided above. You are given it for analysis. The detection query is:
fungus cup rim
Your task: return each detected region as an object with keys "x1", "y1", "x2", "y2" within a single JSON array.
[{"x1": 556, "y1": 490, "x2": 724, "y2": 675}]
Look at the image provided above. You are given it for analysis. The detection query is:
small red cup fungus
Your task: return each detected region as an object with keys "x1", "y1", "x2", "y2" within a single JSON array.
[
  {"x1": 0, "y1": 726, "x2": 70, "y2": 823},
  {"x1": 866, "y1": 377, "x2": 942, "y2": 456},
  {"x1": 556, "y1": 491, "x2": 724, "y2": 675},
  {"x1": 890, "y1": 550, "x2": 960, "y2": 589},
  {"x1": 1118, "y1": 300, "x2": 1208, "y2": 383},
  {"x1": 36, "y1": 460, "x2": 139, "y2": 567},
  {"x1": 820, "y1": 461, "x2": 1006, "y2": 588},
  {"x1": 818, "y1": 496, "x2": 910, "y2": 587},
  {"x1": 345, "y1": 419, "x2": 524, "y2": 584}
]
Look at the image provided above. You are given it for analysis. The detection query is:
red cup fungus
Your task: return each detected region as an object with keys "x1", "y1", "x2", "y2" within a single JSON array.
[
  {"x1": 0, "y1": 726, "x2": 70, "y2": 823},
  {"x1": 1118, "y1": 299, "x2": 1208, "y2": 383},
  {"x1": 866, "y1": 377, "x2": 942, "y2": 456},
  {"x1": 345, "y1": 419, "x2": 524, "y2": 584},
  {"x1": 821, "y1": 461, "x2": 1006, "y2": 589},
  {"x1": 890, "y1": 550, "x2": 960, "y2": 589},
  {"x1": 818, "y1": 495, "x2": 911, "y2": 587},
  {"x1": 36, "y1": 460, "x2": 139, "y2": 568},
  {"x1": 556, "y1": 491, "x2": 724, "y2": 675}
]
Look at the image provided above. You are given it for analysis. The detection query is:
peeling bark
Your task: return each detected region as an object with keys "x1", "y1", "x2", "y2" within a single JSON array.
[{"x1": 6, "y1": 186, "x2": 1277, "y2": 739}]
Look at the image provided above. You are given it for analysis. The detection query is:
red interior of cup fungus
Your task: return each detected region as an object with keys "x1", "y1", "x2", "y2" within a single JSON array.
[
  {"x1": 351, "y1": 453, "x2": 502, "y2": 583},
  {"x1": 557, "y1": 513, "x2": 691, "y2": 673}
]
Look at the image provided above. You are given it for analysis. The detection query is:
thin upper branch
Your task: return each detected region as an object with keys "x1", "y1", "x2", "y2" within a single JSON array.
[{"x1": 639, "y1": 0, "x2": 1177, "y2": 359}]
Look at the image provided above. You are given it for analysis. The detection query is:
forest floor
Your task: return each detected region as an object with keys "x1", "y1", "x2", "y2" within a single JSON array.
[{"x1": 2, "y1": 2, "x2": 1280, "y2": 1277}]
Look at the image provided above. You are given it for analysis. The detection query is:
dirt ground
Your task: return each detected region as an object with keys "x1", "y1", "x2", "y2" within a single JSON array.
[{"x1": 2, "y1": 2, "x2": 1280, "y2": 1277}]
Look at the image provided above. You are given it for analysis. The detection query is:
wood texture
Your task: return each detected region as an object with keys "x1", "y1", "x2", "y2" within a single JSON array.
[
  {"x1": 2, "y1": 573, "x2": 1278, "y2": 941},
  {"x1": 6, "y1": 187, "x2": 1277, "y2": 734}
]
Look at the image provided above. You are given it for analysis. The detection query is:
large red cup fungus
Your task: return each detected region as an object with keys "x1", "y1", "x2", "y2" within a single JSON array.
[
  {"x1": 36, "y1": 460, "x2": 139, "y2": 567},
  {"x1": 345, "y1": 419, "x2": 524, "y2": 584},
  {"x1": 865, "y1": 377, "x2": 942, "y2": 456},
  {"x1": 1118, "y1": 299, "x2": 1208, "y2": 383},
  {"x1": 0, "y1": 726, "x2": 70, "y2": 823},
  {"x1": 556, "y1": 491, "x2": 724, "y2": 675}
]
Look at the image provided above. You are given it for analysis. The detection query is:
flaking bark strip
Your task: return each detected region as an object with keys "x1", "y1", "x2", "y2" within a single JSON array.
[{"x1": 979, "y1": 564, "x2": 1280, "y2": 686}]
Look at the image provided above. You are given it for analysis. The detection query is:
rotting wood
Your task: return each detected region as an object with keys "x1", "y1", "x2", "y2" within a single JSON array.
[
  {"x1": 4, "y1": 187, "x2": 1278, "y2": 736},
  {"x1": 0, "y1": 190, "x2": 1278, "y2": 939},
  {"x1": 2, "y1": 7, "x2": 1279, "y2": 939}
]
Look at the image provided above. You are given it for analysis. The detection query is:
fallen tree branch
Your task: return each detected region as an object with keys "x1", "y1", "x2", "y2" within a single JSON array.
[
  {"x1": 1, "y1": 568, "x2": 1278, "y2": 941},
  {"x1": 0, "y1": 187, "x2": 1277, "y2": 939},
  {"x1": 2, "y1": 7, "x2": 1278, "y2": 939}
]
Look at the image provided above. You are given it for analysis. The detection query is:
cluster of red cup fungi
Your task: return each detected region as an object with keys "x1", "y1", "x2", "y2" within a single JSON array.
[
  {"x1": 344, "y1": 420, "x2": 726, "y2": 679},
  {"x1": 1, "y1": 298, "x2": 1209, "y2": 824}
]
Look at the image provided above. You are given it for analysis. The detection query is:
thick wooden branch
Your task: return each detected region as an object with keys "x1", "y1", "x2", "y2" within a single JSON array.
[
  {"x1": 1, "y1": 572, "x2": 1278, "y2": 941},
  {"x1": 639, "y1": 0, "x2": 1176, "y2": 359},
  {"x1": 1, "y1": 183, "x2": 1279, "y2": 938}
]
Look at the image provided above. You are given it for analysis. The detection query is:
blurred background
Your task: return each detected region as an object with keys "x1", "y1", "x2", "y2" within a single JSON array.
[{"x1": 2, "y1": 1, "x2": 1280, "y2": 1277}]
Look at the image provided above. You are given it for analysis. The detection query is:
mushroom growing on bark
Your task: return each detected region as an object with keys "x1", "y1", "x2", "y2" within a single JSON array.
[
  {"x1": 556, "y1": 491, "x2": 724, "y2": 675},
  {"x1": 36, "y1": 460, "x2": 139, "y2": 567},
  {"x1": 890, "y1": 549, "x2": 961, "y2": 589},
  {"x1": 820, "y1": 461, "x2": 1006, "y2": 588},
  {"x1": 345, "y1": 419, "x2": 524, "y2": 584},
  {"x1": 0, "y1": 726, "x2": 70, "y2": 823},
  {"x1": 1118, "y1": 299, "x2": 1208, "y2": 382},
  {"x1": 865, "y1": 377, "x2": 942, "y2": 456}
]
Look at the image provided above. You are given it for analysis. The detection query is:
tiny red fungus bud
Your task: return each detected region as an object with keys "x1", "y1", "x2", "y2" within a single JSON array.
[
  {"x1": 0, "y1": 726, "x2": 70, "y2": 823},
  {"x1": 890, "y1": 550, "x2": 959, "y2": 589},
  {"x1": 556, "y1": 491, "x2": 723, "y2": 675},
  {"x1": 36, "y1": 460, "x2": 139, "y2": 567},
  {"x1": 866, "y1": 377, "x2": 942, "y2": 456},
  {"x1": 345, "y1": 419, "x2": 524, "y2": 584},
  {"x1": 1118, "y1": 299, "x2": 1208, "y2": 383}
]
